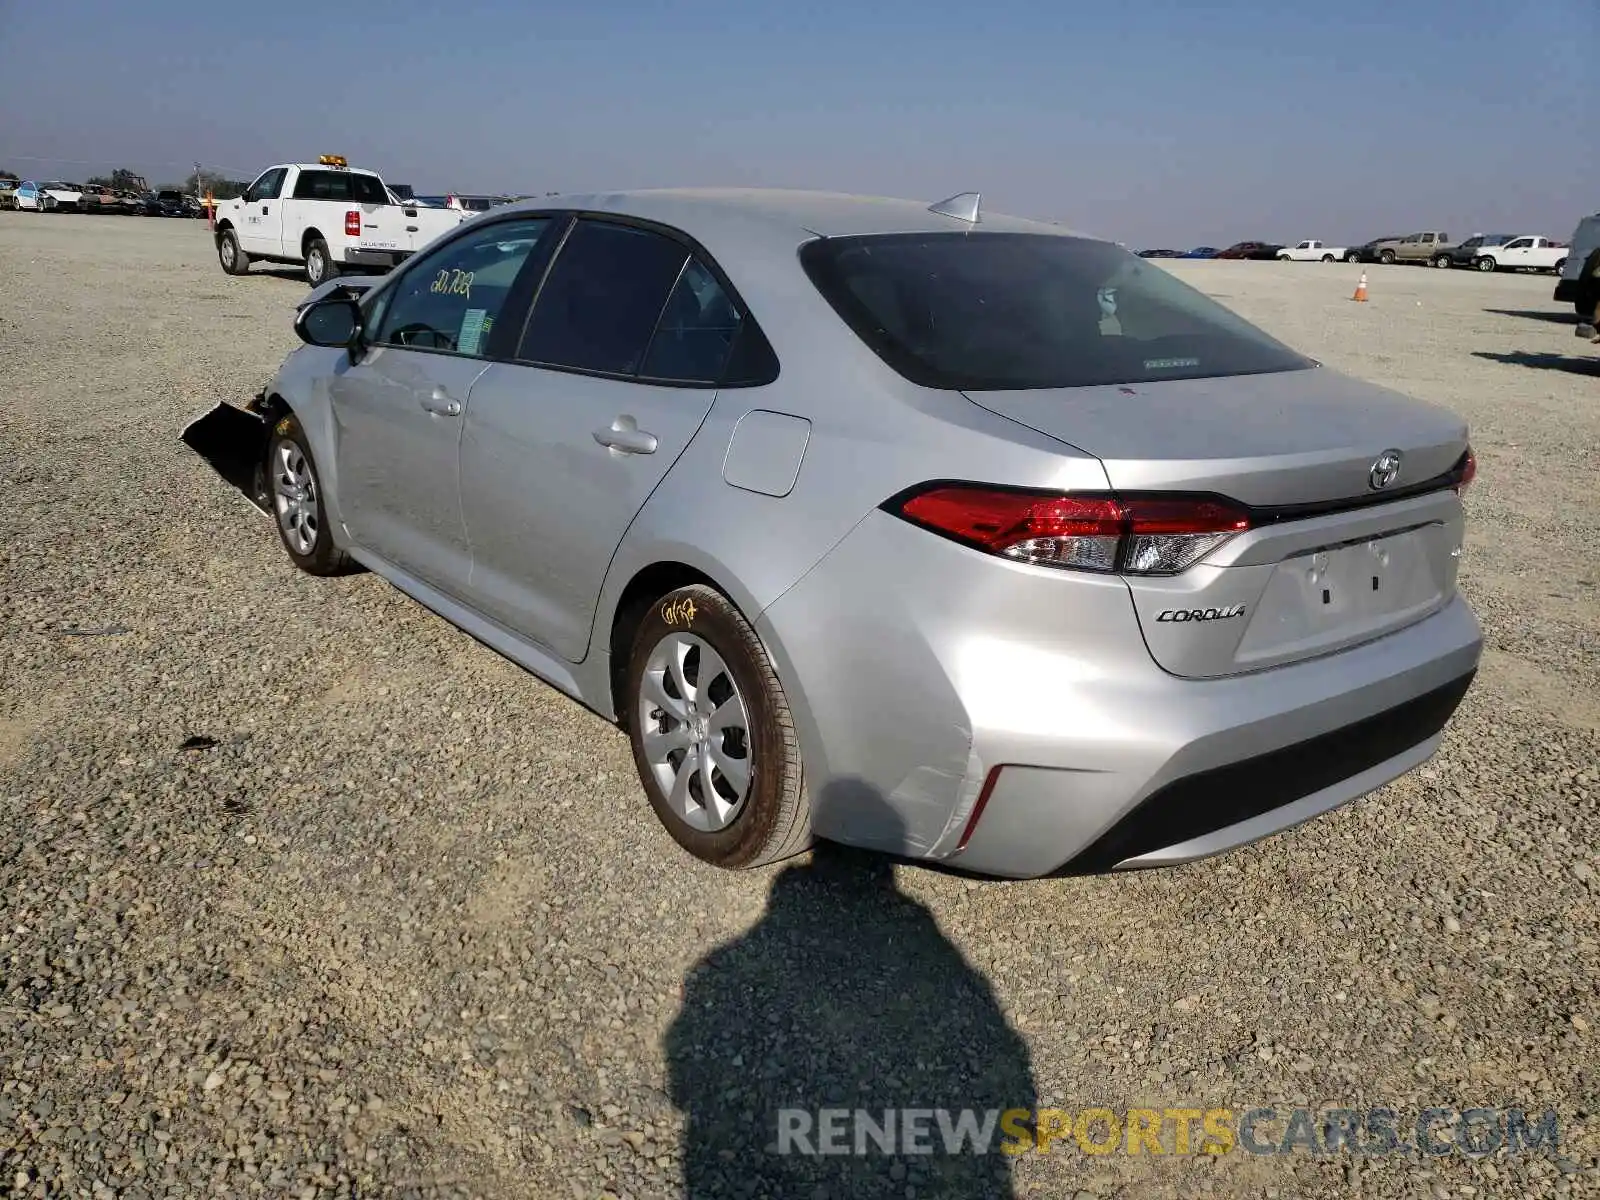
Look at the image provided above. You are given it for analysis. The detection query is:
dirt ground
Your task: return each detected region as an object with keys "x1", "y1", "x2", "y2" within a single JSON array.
[{"x1": 1, "y1": 212, "x2": 1596, "y2": 1199}]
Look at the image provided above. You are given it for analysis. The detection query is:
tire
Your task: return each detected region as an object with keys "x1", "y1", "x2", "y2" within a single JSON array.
[
  {"x1": 304, "y1": 237, "x2": 339, "y2": 287},
  {"x1": 216, "y1": 229, "x2": 250, "y2": 276},
  {"x1": 624, "y1": 584, "x2": 811, "y2": 870},
  {"x1": 263, "y1": 412, "x2": 353, "y2": 576},
  {"x1": 1433, "y1": 255, "x2": 1451, "y2": 269},
  {"x1": 1553, "y1": 258, "x2": 1566, "y2": 275},
  {"x1": 1476, "y1": 256, "x2": 1496, "y2": 272},
  {"x1": 1379, "y1": 250, "x2": 1396, "y2": 265},
  {"x1": 1321, "y1": 254, "x2": 1335, "y2": 263}
]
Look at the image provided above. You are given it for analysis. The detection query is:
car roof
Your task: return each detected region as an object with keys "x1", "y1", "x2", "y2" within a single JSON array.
[{"x1": 506, "y1": 187, "x2": 1094, "y2": 244}]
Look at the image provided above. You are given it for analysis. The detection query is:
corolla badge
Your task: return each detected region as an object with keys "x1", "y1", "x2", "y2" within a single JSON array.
[{"x1": 1369, "y1": 449, "x2": 1403, "y2": 490}]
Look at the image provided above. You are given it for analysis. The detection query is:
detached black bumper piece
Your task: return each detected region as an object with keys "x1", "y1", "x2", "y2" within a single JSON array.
[{"x1": 180, "y1": 400, "x2": 274, "y2": 514}]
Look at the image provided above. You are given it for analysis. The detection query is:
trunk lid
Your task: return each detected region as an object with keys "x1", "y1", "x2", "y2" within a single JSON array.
[{"x1": 963, "y1": 367, "x2": 1470, "y2": 678}]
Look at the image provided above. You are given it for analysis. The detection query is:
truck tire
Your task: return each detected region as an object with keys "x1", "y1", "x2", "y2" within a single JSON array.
[
  {"x1": 1553, "y1": 258, "x2": 1566, "y2": 275},
  {"x1": 304, "y1": 237, "x2": 340, "y2": 288},
  {"x1": 1432, "y1": 254, "x2": 1451, "y2": 269},
  {"x1": 1379, "y1": 249, "x2": 1396, "y2": 265},
  {"x1": 1321, "y1": 253, "x2": 1335, "y2": 263},
  {"x1": 216, "y1": 230, "x2": 251, "y2": 276},
  {"x1": 1476, "y1": 256, "x2": 1497, "y2": 273}
]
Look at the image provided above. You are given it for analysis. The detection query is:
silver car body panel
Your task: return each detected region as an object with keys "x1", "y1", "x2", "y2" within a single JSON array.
[{"x1": 247, "y1": 188, "x2": 1481, "y2": 878}]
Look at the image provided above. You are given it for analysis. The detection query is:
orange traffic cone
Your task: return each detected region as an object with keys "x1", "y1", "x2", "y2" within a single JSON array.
[{"x1": 1351, "y1": 272, "x2": 1369, "y2": 302}]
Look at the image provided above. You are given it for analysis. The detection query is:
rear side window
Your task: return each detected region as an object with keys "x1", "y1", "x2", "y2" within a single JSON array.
[
  {"x1": 800, "y1": 232, "x2": 1315, "y2": 391},
  {"x1": 639, "y1": 260, "x2": 744, "y2": 383},
  {"x1": 293, "y1": 170, "x2": 388, "y2": 204},
  {"x1": 519, "y1": 220, "x2": 689, "y2": 376}
]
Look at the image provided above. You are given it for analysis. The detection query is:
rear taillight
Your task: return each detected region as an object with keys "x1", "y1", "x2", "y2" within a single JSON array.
[
  {"x1": 344, "y1": 210, "x2": 361, "y2": 237},
  {"x1": 1455, "y1": 446, "x2": 1476, "y2": 497},
  {"x1": 894, "y1": 485, "x2": 1250, "y2": 575}
]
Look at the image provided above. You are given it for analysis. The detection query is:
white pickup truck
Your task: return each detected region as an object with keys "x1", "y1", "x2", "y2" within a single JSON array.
[
  {"x1": 1276, "y1": 239, "x2": 1349, "y2": 263},
  {"x1": 213, "y1": 156, "x2": 468, "y2": 285},
  {"x1": 1470, "y1": 235, "x2": 1569, "y2": 274}
]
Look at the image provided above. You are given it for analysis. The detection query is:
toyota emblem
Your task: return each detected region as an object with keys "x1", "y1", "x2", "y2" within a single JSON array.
[{"x1": 1369, "y1": 449, "x2": 1403, "y2": 490}]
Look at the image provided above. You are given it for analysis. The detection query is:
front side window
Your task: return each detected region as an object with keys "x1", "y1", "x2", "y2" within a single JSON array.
[
  {"x1": 800, "y1": 232, "x2": 1315, "y2": 391},
  {"x1": 245, "y1": 168, "x2": 287, "y2": 204},
  {"x1": 518, "y1": 220, "x2": 690, "y2": 376},
  {"x1": 1505, "y1": 238, "x2": 1531, "y2": 250},
  {"x1": 371, "y1": 217, "x2": 552, "y2": 356}
]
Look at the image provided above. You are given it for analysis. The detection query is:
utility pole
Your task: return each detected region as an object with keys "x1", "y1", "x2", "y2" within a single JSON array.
[{"x1": 193, "y1": 161, "x2": 202, "y2": 199}]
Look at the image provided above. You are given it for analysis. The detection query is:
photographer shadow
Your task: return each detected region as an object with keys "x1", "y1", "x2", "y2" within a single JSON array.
[{"x1": 665, "y1": 781, "x2": 1037, "y2": 1199}]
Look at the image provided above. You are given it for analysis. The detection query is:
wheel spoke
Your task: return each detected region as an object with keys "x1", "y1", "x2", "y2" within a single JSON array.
[
  {"x1": 694, "y1": 644, "x2": 734, "y2": 709},
  {"x1": 666, "y1": 639, "x2": 694, "y2": 708},
  {"x1": 668, "y1": 745, "x2": 699, "y2": 818},
  {"x1": 708, "y1": 743, "x2": 750, "y2": 797},
  {"x1": 641, "y1": 670, "x2": 690, "y2": 723},
  {"x1": 707, "y1": 693, "x2": 745, "y2": 738},
  {"x1": 642, "y1": 724, "x2": 692, "y2": 764},
  {"x1": 700, "y1": 756, "x2": 734, "y2": 826}
]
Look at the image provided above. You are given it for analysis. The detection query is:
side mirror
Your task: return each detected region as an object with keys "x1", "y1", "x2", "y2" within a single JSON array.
[{"x1": 295, "y1": 297, "x2": 363, "y2": 348}]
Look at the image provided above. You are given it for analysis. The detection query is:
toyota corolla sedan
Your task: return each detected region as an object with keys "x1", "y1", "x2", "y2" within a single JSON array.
[{"x1": 183, "y1": 188, "x2": 1481, "y2": 878}]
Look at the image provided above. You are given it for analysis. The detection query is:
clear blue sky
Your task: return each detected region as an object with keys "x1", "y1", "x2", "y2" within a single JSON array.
[{"x1": 2, "y1": 0, "x2": 1595, "y2": 247}]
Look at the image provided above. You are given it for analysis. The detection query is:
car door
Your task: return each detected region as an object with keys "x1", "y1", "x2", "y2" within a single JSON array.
[
  {"x1": 235, "y1": 167, "x2": 287, "y2": 257},
  {"x1": 458, "y1": 217, "x2": 753, "y2": 659},
  {"x1": 327, "y1": 214, "x2": 557, "y2": 593},
  {"x1": 1499, "y1": 237, "x2": 1532, "y2": 268}
]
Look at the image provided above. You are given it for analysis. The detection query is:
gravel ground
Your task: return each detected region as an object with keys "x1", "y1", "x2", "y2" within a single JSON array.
[{"x1": 1, "y1": 213, "x2": 1596, "y2": 1200}]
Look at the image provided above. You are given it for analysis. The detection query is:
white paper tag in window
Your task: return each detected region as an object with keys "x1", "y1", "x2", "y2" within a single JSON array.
[{"x1": 458, "y1": 308, "x2": 488, "y2": 356}]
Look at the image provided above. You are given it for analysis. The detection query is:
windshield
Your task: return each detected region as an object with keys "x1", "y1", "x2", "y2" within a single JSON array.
[{"x1": 800, "y1": 232, "x2": 1315, "y2": 391}]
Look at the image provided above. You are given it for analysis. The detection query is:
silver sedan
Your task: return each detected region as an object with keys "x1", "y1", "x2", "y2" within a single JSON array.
[{"x1": 185, "y1": 188, "x2": 1482, "y2": 878}]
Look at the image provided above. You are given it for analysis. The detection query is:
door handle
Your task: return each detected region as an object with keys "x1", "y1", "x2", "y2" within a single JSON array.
[
  {"x1": 260, "y1": 205, "x2": 269, "y2": 214},
  {"x1": 420, "y1": 388, "x2": 462, "y2": 417},
  {"x1": 593, "y1": 414, "x2": 658, "y2": 455}
]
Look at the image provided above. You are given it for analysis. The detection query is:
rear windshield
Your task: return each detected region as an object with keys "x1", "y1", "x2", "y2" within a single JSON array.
[
  {"x1": 293, "y1": 169, "x2": 389, "y2": 204},
  {"x1": 800, "y1": 232, "x2": 1315, "y2": 391}
]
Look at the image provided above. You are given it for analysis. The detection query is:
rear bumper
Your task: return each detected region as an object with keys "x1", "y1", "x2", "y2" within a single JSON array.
[
  {"x1": 758, "y1": 510, "x2": 1482, "y2": 879},
  {"x1": 1554, "y1": 278, "x2": 1587, "y2": 304},
  {"x1": 343, "y1": 247, "x2": 410, "y2": 269}
]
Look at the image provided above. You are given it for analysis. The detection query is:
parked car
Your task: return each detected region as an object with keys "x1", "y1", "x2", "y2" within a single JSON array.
[
  {"x1": 1348, "y1": 236, "x2": 1404, "y2": 264},
  {"x1": 1137, "y1": 249, "x2": 1183, "y2": 259},
  {"x1": 0, "y1": 179, "x2": 17, "y2": 209},
  {"x1": 1216, "y1": 241, "x2": 1285, "y2": 260},
  {"x1": 211, "y1": 156, "x2": 468, "y2": 285},
  {"x1": 78, "y1": 185, "x2": 124, "y2": 215},
  {"x1": 143, "y1": 189, "x2": 192, "y2": 217},
  {"x1": 1471, "y1": 235, "x2": 1567, "y2": 274},
  {"x1": 1276, "y1": 240, "x2": 1349, "y2": 263},
  {"x1": 34, "y1": 182, "x2": 85, "y2": 212},
  {"x1": 1433, "y1": 233, "x2": 1515, "y2": 269},
  {"x1": 1553, "y1": 213, "x2": 1600, "y2": 316},
  {"x1": 183, "y1": 188, "x2": 1482, "y2": 879},
  {"x1": 1374, "y1": 232, "x2": 1456, "y2": 266},
  {"x1": 1181, "y1": 246, "x2": 1219, "y2": 259}
]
